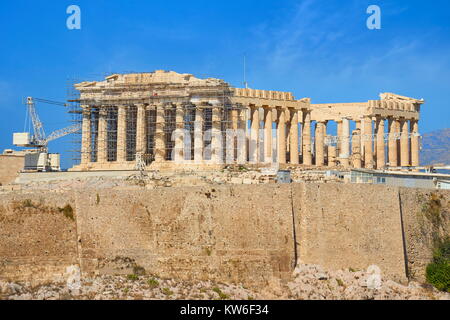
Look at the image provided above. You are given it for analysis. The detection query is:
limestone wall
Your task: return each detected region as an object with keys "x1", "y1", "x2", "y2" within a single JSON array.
[
  {"x1": 0, "y1": 192, "x2": 78, "y2": 283},
  {"x1": 0, "y1": 155, "x2": 24, "y2": 186},
  {"x1": 74, "y1": 185, "x2": 295, "y2": 284},
  {"x1": 293, "y1": 183, "x2": 407, "y2": 283},
  {"x1": 399, "y1": 189, "x2": 450, "y2": 282},
  {"x1": 0, "y1": 184, "x2": 448, "y2": 286}
]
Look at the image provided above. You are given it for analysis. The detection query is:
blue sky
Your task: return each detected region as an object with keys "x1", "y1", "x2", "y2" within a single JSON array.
[{"x1": 0, "y1": 0, "x2": 449, "y2": 168}]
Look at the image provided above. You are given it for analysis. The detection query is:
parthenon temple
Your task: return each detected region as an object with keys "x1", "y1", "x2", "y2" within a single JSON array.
[{"x1": 70, "y1": 70, "x2": 425, "y2": 171}]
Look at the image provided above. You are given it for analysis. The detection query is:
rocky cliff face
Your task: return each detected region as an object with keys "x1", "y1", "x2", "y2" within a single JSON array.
[{"x1": 421, "y1": 128, "x2": 450, "y2": 165}]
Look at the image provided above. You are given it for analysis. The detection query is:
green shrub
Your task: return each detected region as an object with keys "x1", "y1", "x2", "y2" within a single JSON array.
[
  {"x1": 426, "y1": 238, "x2": 450, "y2": 292},
  {"x1": 133, "y1": 265, "x2": 146, "y2": 276},
  {"x1": 22, "y1": 199, "x2": 35, "y2": 208},
  {"x1": 147, "y1": 278, "x2": 159, "y2": 288},
  {"x1": 212, "y1": 287, "x2": 229, "y2": 300},
  {"x1": 58, "y1": 204, "x2": 74, "y2": 221},
  {"x1": 127, "y1": 274, "x2": 139, "y2": 281},
  {"x1": 162, "y1": 288, "x2": 173, "y2": 296}
]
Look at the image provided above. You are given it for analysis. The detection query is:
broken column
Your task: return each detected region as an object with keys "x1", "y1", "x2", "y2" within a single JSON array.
[
  {"x1": 352, "y1": 129, "x2": 362, "y2": 168},
  {"x1": 327, "y1": 145, "x2": 337, "y2": 167}
]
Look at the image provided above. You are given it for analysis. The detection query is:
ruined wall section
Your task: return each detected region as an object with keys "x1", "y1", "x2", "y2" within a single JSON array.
[
  {"x1": 292, "y1": 183, "x2": 408, "y2": 283},
  {"x1": 74, "y1": 185, "x2": 295, "y2": 285},
  {"x1": 0, "y1": 192, "x2": 78, "y2": 284},
  {"x1": 0, "y1": 155, "x2": 24, "y2": 186},
  {"x1": 399, "y1": 189, "x2": 450, "y2": 282}
]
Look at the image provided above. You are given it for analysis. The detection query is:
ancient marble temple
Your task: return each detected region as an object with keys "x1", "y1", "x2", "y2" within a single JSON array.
[{"x1": 71, "y1": 70, "x2": 424, "y2": 171}]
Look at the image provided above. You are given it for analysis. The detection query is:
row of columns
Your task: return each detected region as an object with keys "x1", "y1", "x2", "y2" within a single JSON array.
[
  {"x1": 346, "y1": 117, "x2": 420, "y2": 169},
  {"x1": 249, "y1": 106, "x2": 308, "y2": 165},
  {"x1": 81, "y1": 104, "x2": 420, "y2": 169}
]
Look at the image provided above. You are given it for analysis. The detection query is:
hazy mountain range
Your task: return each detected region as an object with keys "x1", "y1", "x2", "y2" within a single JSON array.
[{"x1": 421, "y1": 128, "x2": 450, "y2": 166}]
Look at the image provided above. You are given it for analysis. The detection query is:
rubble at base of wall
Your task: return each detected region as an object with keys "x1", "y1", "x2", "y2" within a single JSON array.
[
  {"x1": 1, "y1": 263, "x2": 448, "y2": 300},
  {"x1": 2, "y1": 168, "x2": 343, "y2": 192}
]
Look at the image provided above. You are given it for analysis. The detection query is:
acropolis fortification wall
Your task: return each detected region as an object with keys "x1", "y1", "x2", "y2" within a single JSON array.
[{"x1": 0, "y1": 184, "x2": 448, "y2": 286}]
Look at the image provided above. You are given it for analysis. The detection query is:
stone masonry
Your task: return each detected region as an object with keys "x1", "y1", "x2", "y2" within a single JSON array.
[{"x1": 70, "y1": 71, "x2": 425, "y2": 171}]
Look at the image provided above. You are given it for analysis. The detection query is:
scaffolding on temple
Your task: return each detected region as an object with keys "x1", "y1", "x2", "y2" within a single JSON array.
[{"x1": 67, "y1": 72, "x2": 249, "y2": 169}]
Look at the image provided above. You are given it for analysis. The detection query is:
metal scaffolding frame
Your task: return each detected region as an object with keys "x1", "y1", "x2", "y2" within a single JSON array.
[{"x1": 67, "y1": 73, "x2": 248, "y2": 168}]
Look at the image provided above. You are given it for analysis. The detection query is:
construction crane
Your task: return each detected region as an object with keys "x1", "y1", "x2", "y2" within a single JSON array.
[{"x1": 13, "y1": 97, "x2": 81, "y2": 171}]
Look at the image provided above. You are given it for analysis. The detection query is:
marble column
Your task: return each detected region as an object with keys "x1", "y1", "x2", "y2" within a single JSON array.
[
  {"x1": 116, "y1": 105, "x2": 126, "y2": 163},
  {"x1": 264, "y1": 107, "x2": 273, "y2": 163},
  {"x1": 302, "y1": 112, "x2": 312, "y2": 165},
  {"x1": 211, "y1": 107, "x2": 222, "y2": 163},
  {"x1": 400, "y1": 118, "x2": 410, "y2": 167},
  {"x1": 388, "y1": 118, "x2": 398, "y2": 167},
  {"x1": 97, "y1": 108, "x2": 108, "y2": 163},
  {"x1": 336, "y1": 120, "x2": 343, "y2": 158},
  {"x1": 81, "y1": 108, "x2": 91, "y2": 164},
  {"x1": 136, "y1": 104, "x2": 146, "y2": 155},
  {"x1": 174, "y1": 104, "x2": 184, "y2": 163},
  {"x1": 411, "y1": 119, "x2": 420, "y2": 167},
  {"x1": 340, "y1": 119, "x2": 350, "y2": 168},
  {"x1": 328, "y1": 145, "x2": 337, "y2": 167},
  {"x1": 227, "y1": 109, "x2": 239, "y2": 163},
  {"x1": 277, "y1": 108, "x2": 287, "y2": 164},
  {"x1": 363, "y1": 117, "x2": 373, "y2": 169},
  {"x1": 154, "y1": 104, "x2": 166, "y2": 162},
  {"x1": 352, "y1": 129, "x2": 362, "y2": 169},
  {"x1": 250, "y1": 106, "x2": 260, "y2": 163},
  {"x1": 237, "y1": 108, "x2": 247, "y2": 164},
  {"x1": 315, "y1": 121, "x2": 325, "y2": 166},
  {"x1": 290, "y1": 110, "x2": 299, "y2": 164},
  {"x1": 376, "y1": 117, "x2": 386, "y2": 169},
  {"x1": 194, "y1": 107, "x2": 204, "y2": 163}
]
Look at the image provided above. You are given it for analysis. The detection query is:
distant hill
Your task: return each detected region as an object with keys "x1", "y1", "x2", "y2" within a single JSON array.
[{"x1": 421, "y1": 128, "x2": 450, "y2": 165}]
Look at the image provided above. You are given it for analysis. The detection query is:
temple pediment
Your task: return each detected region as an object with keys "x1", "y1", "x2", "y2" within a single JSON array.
[{"x1": 380, "y1": 93, "x2": 425, "y2": 104}]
